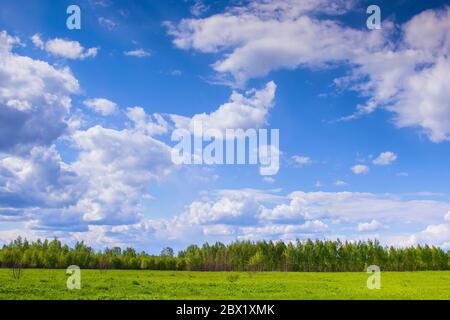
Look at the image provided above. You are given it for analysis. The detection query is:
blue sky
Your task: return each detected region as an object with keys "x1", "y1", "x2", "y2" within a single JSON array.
[{"x1": 0, "y1": 0, "x2": 450, "y2": 252}]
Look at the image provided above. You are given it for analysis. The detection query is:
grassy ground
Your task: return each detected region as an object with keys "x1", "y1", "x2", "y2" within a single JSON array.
[{"x1": 0, "y1": 269, "x2": 449, "y2": 300}]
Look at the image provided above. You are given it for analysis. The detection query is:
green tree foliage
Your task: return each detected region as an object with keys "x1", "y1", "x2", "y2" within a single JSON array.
[{"x1": 0, "y1": 238, "x2": 448, "y2": 272}]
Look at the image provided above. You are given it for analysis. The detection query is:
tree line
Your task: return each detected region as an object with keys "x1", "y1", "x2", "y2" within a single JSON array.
[{"x1": 1, "y1": 237, "x2": 449, "y2": 272}]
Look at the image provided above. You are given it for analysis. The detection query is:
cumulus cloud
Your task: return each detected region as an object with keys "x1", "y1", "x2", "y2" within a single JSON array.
[
  {"x1": 0, "y1": 31, "x2": 83, "y2": 228},
  {"x1": 126, "y1": 107, "x2": 169, "y2": 136},
  {"x1": 350, "y1": 221, "x2": 450, "y2": 248},
  {"x1": 239, "y1": 220, "x2": 328, "y2": 241},
  {"x1": 351, "y1": 164, "x2": 369, "y2": 175},
  {"x1": 0, "y1": 31, "x2": 79, "y2": 153},
  {"x1": 31, "y1": 34, "x2": 98, "y2": 60},
  {"x1": 373, "y1": 151, "x2": 397, "y2": 166},
  {"x1": 416, "y1": 224, "x2": 450, "y2": 246},
  {"x1": 0, "y1": 36, "x2": 281, "y2": 236},
  {"x1": 83, "y1": 98, "x2": 117, "y2": 116},
  {"x1": 357, "y1": 219, "x2": 382, "y2": 232},
  {"x1": 0, "y1": 145, "x2": 81, "y2": 209},
  {"x1": 170, "y1": 81, "x2": 276, "y2": 133},
  {"x1": 167, "y1": 2, "x2": 450, "y2": 142},
  {"x1": 30, "y1": 34, "x2": 44, "y2": 49},
  {"x1": 333, "y1": 8, "x2": 450, "y2": 143},
  {"x1": 260, "y1": 191, "x2": 450, "y2": 225},
  {"x1": 5, "y1": 123, "x2": 174, "y2": 232},
  {"x1": 179, "y1": 195, "x2": 262, "y2": 226},
  {"x1": 1, "y1": 118, "x2": 174, "y2": 232},
  {"x1": 2, "y1": 1, "x2": 450, "y2": 250},
  {"x1": 68, "y1": 124, "x2": 174, "y2": 225},
  {"x1": 165, "y1": 0, "x2": 381, "y2": 86},
  {"x1": 81, "y1": 189, "x2": 450, "y2": 249},
  {"x1": 0, "y1": 32, "x2": 176, "y2": 232},
  {"x1": 3, "y1": 179, "x2": 450, "y2": 249}
]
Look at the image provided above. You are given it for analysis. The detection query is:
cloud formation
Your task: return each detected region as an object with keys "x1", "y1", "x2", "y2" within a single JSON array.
[
  {"x1": 351, "y1": 164, "x2": 369, "y2": 175},
  {"x1": 167, "y1": 2, "x2": 450, "y2": 142},
  {"x1": 0, "y1": 31, "x2": 79, "y2": 153},
  {"x1": 170, "y1": 81, "x2": 276, "y2": 133},
  {"x1": 83, "y1": 98, "x2": 117, "y2": 116},
  {"x1": 0, "y1": 31, "x2": 174, "y2": 232},
  {"x1": 357, "y1": 219, "x2": 382, "y2": 232},
  {"x1": 54, "y1": 189, "x2": 450, "y2": 250},
  {"x1": 373, "y1": 151, "x2": 397, "y2": 166},
  {"x1": 32, "y1": 34, "x2": 98, "y2": 60}
]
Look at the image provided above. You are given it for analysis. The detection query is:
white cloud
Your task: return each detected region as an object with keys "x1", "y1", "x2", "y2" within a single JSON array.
[
  {"x1": 0, "y1": 31, "x2": 79, "y2": 152},
  {"x1": 351, "y1": 164, "x2": 369, "y2": 175},
  {"x1": 292, "y1": 155, "x2": 312, "y2": 166},
  {"x1": 83, "y1": 98, "x2": 117, "y2": 116},
  {"x1": 386, "y1": 222, "x2": 450, "y2": 248},
  {"x1": 0, "y1": 33, "x2": 176, "y2": 231},
  {"x1": 166, "y1": 0, "x2": 379, "y2": 86},
  {"x1": 239, "y1": 220, "x2": 328, "y2": 240},
  {"x1": 67, "y1": 124, "x2": 174, "y2": 226},
  {"x1": 31, "y1": 34, "x2": 98, "y2": 60},
  {"x1": 422, "y1": 224, "x2": 448, "y2": 236},
  {"x1": 167, "y1": 3, "x2": 450, "y2": 142},
  {"x1": 357, "y1": 219, "x2": 382, "y2": 232},
  {"x1": 261, "y1": 191, "x2": 450, "y2": 225},
  {"x1": 0, "y1": 124, "x2": 175, "y2": 231},
  {"x1": 0, "y1": 145, "x2": 81, "y2": 209},
  {"x1": 4, "y1": 184, "x2": 450, "y2": 249},
  {"x1": 102, "y1": 189, "x2": 450, "y2": 249},
  {"x1": 0, "y1": 31, "x2": 85, "y2": 230},
  {"x1": 31, "y1": 34, "x2": 44, "y2": 49},
  {"x1": 0, "y1": 39, "x2": 282, "y2": 235},
  {"x1": 126, "y1": 107, "x2": 169, "y2": 136},
  {"x1": 373, "y1": 151, "x2": 397, "y2": 166},
  {"x1": 417, "y1": 224, "x2": 450, "y2": 246},
  {"x1": 124, "y1": 49, "x2": 151, "y2": 58},
  {"x1": 170, "y1": 81, "x2": 276, "y2": 133},
  {"x1": 336, "y1": 7, "x2": 450, "y2": 143},
  {"x1": 203, "y1": 224, "x2": 235, "y2": 236},
  {"x1": 179, "y1": 195, "x2": 262, "y2": 226}
]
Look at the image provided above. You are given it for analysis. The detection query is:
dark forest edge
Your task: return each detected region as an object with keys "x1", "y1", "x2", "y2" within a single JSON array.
[{"x1": 1, "y1": 237, "x2": 449, "y2": 272}]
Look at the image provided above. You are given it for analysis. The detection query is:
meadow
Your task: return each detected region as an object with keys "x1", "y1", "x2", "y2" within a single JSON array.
[{"x1": 0, "y1": 269, "x2": 449, "y2": 300}]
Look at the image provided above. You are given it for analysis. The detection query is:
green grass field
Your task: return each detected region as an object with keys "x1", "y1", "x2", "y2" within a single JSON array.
[{"x1": 0, "y1": 269, "x2": 449, "y2": 300}]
